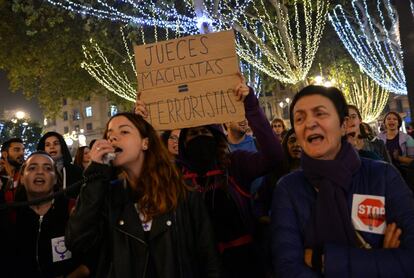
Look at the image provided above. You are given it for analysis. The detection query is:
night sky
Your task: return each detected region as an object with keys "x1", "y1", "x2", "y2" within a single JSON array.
[{"x1": 0, "y1": 71, "x2": 43, "y2": 122}]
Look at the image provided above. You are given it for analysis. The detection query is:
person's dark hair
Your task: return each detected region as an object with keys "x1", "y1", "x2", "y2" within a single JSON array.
[
  {"x1": 1, "y1": 138, "x2": 23, "y2": 153},
  {"x1": 383, "y1": 111, "x2": 402, "y2": 128},
  {"x1": 289, "y1": 85, "x2": 348, "y2": 128},
  {"x1": 178, "y1": 125, "x2": 230, "y2": 170},
  {"x1": 359, "y1": 122, "x2": 375, "y2": 140},
  {"x1": 37, "y1": 132, "x2": 72, "y2": 165},
  {"x1": 160, "y1": 130, "x2": 172, "y2": 148},
  {"x1": 104, "y1": 112, "x2": 187, "y2": 222},
  {"x1": 88, "y1": 139, "x2": 97, "y2": 149},
  {"x1": 74, "y1": 146, "x2": 89, "y2": 169},
  {"x1": 347, "y1": 104, "x2": 362, "y2": 121},
  {"x1": 281, "y1": 129, "x2": 296, "y2": 167}
]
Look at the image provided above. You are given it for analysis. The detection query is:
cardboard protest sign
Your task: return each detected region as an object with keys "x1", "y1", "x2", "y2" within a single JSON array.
[{"x1": 134, "y1": 30, "x2": 245, "y2": 130}]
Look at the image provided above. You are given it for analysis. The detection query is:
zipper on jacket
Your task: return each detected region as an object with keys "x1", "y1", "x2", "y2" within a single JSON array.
[
  {"x1": 115, "y1": 227, "x2": 149, "y2": 277},
  {"x1": 142, "y1": 252, "x2": 149, "y2": 278},
  {"x1": 36, "y1": 215, "x2": 43, "y2": 276}
]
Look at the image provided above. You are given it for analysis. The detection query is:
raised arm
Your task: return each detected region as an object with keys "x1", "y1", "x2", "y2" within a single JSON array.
[
  {"x1": 65, "y1": 162, "x2": 112, "y2": 256},
  {"x1": 230, "y1": 86, "x2": 283, "y2": 186}
]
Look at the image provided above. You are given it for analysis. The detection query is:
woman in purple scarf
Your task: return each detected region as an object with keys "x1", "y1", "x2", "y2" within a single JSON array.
[{"x1": 272, "y1": 85, "x2": 414, "y2": 277}]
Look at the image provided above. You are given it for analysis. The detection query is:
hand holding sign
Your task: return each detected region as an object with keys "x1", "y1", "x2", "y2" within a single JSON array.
[
  {"x1": 234, "y1": 73, "x2": 249, "y2": 102},
  {"x1": 383, "y1": 222, "x2": 402, "y2": 249},
  {"x1": 135, "y1": 91, "x2": 148, "y2": 118}
]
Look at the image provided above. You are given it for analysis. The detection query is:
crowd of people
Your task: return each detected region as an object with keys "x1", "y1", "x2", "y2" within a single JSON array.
[{"x1": 1, "y1": 81, "x2": 414, "y2": 277}]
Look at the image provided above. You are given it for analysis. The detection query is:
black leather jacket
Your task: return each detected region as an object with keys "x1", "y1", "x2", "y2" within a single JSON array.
[{"x1": 66, "y1": 162, "x2": 221, "y2": 278}]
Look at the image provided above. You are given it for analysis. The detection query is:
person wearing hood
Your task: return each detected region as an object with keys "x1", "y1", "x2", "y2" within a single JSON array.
[
  {"x1": 135, "y1": 78, "x2": 283, "y2": 277},
  {"x1": 37, "y1": 132, "x2": 83, "y2": 198}
]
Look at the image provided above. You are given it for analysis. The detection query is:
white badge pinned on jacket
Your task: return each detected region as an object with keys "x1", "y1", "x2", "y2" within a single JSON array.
[
  {"x1": 51, "y1": 236, "x2": 72, "y2": 262},
  {"x1": 351, "y1": 194, "x2": 386, "y2": 234}
]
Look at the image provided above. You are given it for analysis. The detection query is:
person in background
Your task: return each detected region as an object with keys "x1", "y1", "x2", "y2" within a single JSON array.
[
  {"x1": 271, "y1": 117, "x2": 287, "y2": 141},
  {"x1": 66, "y1": 113, "x2": 220, "y2": 278},
  {"x1": 360, "y1": 122, "x2": 377, "y2": 139},
  {"x1": 0, "y1": 138, "x2": 25, "y2": 207},
  {"x1": 272, "y1": 85, "x2": 414, "y2": 277},
  {"x1": 378, "y1": 111, "x2": 414, "y2": 166},
  {"x1": 281, "y1": 129, "x2": 302, "y2": 174},
  {"x1": 254, "y1": 128, "x2": 302, "y2": 220},
  {"x1": 11, "y1": 151, "x2": 89, "y2": 278},
  {"x1": 74, "y1": 146, "x2": 91, "y2": 171},
  {"x1": 0, "y1": 139, "x2": 25, "y2": 277},
  {"x1": 346, "y1": 105, "x2": 391, "y2": 162},
  {"x1": 224, "y1": 119, "x2": 263, "y2": 194},
  {"x1": 37, "y1": 132, "x2": 83, "y2": 197},
  {"x1": 253, "y1": 128, "x2": 302, "y2": 278},
  {"x1": 407, "y1": 122, "x2": 414, "y2": 138},
  {"x1": 160, "y1": 129, "x2": 181, "y2": 160}
]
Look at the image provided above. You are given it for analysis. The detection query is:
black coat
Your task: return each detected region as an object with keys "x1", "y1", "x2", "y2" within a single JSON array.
[
  {"x1": 8, "y1": 196, "x2": 80, "y2": 278},
  {"x1": 66, "y1": 162, "x2": 221, "y2": 278}
]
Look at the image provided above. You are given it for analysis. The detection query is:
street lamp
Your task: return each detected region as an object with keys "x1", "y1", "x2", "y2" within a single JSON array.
[
  {"x1": 15, "y1": 111, "x2": 26, "y2": 120},
  {"x1": 312, "y1": 75, "x2": 336, "y2": 87}
]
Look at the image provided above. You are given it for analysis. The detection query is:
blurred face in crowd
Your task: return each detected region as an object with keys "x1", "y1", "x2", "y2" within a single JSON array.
[
  {"x1": 346, "y1": 107, "x2": 361, "y2": 136},
  {"x1": 272, "y1": 120, "x2": 285, "y2": 135},
  {"x1": 287, "y1": 133, "x2": 302, "y2": 159},
  {"x1": 82, "y1": 147, "x2": 91, "y2": 166},
  {"x1": 293, "y1": 94, "x2": 345, "y2": 160},
  {"x1": 384, "y1": 113, "x2": 399, "y2": 132},
  {"x1": 6, "y1": 142, "x2": 25, "y2": 167},
  {"x1": 0, "y1": 157, "x2": 5, "y2": 171},
  {"x1": 106, "y1": 116, "x2": 148, "y2": 169},
  {"x1": 361, "y1": 122, "x2": 373, "y2": 137},
  {"x1": 21, "y1": 154, "x2": 56, "y2": 198},
  {"x1": 227, "y1": 119, "x2": 249, "y2": 137},
  {"x1": 45, "y1": 136, "x2": 62, "y2": 160},
  {"x1": 167, "y1": 129, "x2": 180, "y2": 156}
]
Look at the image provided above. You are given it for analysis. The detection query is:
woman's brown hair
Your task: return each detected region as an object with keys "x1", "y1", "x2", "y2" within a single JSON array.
[
  {"x1": 104, "y1": 112, "x2": 187, "y2": 221},
  {"x1": 74, "y1": 146, "x2": 89, "y2": 169}
]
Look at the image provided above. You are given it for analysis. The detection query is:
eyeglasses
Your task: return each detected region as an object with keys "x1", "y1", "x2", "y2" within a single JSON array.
[
  {"x1": 273, "y1": 124, "x2": 283, "y2": 128},
  {"x1": 168, "y1": 135, "x2": 179, "y2": 143}
]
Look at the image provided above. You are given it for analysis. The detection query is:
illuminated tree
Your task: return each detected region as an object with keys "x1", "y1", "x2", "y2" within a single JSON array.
[
  {"x1": 342, "y1": 75, "x2": 389, "y2": 123},
  {"x1": 0, "y1": 119, "x2": 43, "y2": 154},
  {"x1": 233, "y1": 0, "x2": 330, "y2": 84},
  {"x1": 329, "y1": 0, "x2": 407, "y2": 94}
]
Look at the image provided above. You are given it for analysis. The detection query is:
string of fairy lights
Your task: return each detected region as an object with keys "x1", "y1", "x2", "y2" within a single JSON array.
[
  {"x1": 81, "y1": 25, "x2": 182, "y2": 102},
  {"x1": 47, "y1": 0, "x2": 401, "y2": 125},
  {"x1": 45, "y1": 0, "x2": 199, "y2": 34},
  {"x1": 47, "y1": 0, "x2": 267, "y2": 102},
  {"x1": 81, "y1": 27, "x2": 137, "y2": 102},
  {"x1": 233, "y1": 0, "x2": 330, "y2": 85},
  {"x1": 329, "y1": 0, "x2": 407, "y2": 94},
  {"x1": 343, "y1": 75, "x2": 390, "y2": 123},
  {"x1": 45, "y1": 0, "x2": 253, "y2": 35}
]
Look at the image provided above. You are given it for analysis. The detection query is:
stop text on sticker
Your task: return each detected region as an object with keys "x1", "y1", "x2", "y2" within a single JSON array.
[{"x1": 351, "y1": 194, "x2": 387, "y2": 235}]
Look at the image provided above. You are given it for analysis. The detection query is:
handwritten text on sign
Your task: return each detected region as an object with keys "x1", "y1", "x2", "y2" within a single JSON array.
[{"x1": 134, "y1": 30, "x2": 245, "y2": 130}]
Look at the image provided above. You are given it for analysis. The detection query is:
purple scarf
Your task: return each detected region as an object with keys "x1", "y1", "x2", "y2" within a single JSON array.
[{"x1": 302, "y1": 140, "x2": 360, "y2": 250}]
